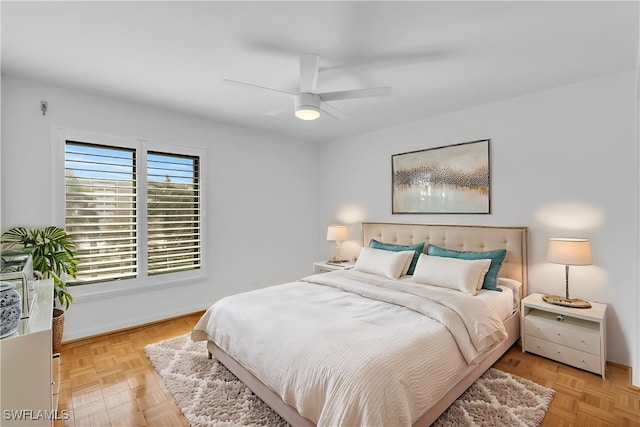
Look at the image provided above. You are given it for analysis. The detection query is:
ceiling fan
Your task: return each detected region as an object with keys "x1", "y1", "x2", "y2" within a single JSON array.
[{"x1": 224, "y1": 53, "x2": 391, "y2": 121}]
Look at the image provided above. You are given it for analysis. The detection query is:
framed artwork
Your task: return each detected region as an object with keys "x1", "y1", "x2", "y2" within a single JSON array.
[{"x1": 392, "y1": 139, "x2": 490, "y2": 214}]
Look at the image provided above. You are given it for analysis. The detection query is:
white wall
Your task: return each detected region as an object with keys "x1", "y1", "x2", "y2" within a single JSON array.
[
  {"x1": 1, "y1": 75, "x2": 320, "y2": 340},
  {"x1": 319, "y1": 71, "x2": 638, "y2": 371},
  {"x1": 635, "y1": 35, "x2": 640, "y2": 388}
]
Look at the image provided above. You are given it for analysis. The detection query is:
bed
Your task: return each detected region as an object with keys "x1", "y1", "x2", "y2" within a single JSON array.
[{"x1": 192, "y1": 222, "x2": 528, "y2": 426}]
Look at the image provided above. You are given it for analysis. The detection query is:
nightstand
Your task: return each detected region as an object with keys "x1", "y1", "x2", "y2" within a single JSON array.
[
  {"x1": 313, "y1": 261, "x2": 355, "y2": 274},
  {"x1": 521, "y1": 292, "x2": 606, "y2": 378}
]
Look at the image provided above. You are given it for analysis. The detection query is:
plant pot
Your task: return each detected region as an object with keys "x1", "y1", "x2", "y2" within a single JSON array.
[{"x1": 52, "y1": 308, "x2": 65, "y2": 354}]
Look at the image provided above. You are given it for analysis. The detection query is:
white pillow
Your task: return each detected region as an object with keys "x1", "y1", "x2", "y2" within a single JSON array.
[
  {"x1": 411, "y1": 254, "x2": 492, "y2": 295},
  {"x1": 355, "y1": 247, "x2": 415, "y2": 279},
  {"x1": 498, "y1": 277, "x2": 522, "y2": 308},
  {"x1": 497, "y1": 277, "x2": 522, "y2": 295},
  {"x1": 399, "y1": 251, "x2": 414, "y2": 276}
]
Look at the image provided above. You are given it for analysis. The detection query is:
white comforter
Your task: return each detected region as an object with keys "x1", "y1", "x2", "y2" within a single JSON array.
[{"x1": 191, "y1": 270, "x2": 507, "y2": 427}]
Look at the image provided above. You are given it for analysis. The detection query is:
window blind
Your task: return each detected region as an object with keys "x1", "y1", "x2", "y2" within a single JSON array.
[
  {"x1": 65, "y1": 142, "x2": 137, "y2": 284},
  {"x1": 147, "y1": 152, "x2": 201, "y2": 275}
]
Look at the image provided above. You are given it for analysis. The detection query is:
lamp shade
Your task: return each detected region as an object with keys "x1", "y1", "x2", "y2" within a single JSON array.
[
  {"x1": 327, "y1": 225, "x2": 349, "y2": 241},
  {"x1": 546, "y1": 238, "x2": 592, "y2": 266}
]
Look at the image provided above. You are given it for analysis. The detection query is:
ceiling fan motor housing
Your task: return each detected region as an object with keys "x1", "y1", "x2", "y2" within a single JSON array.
[{"x1": 294, "y1": 92, "x2": 321, "y2": 120}]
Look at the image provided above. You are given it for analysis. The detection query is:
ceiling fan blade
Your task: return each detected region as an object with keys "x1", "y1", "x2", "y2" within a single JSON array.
[
  {"x1": 319, "y1": 87, "x2": 391, "y2": 102},
  {"x1": 299, "y1": 54, "x2": 320, "y2": 93},
  {"x1": 223, "y1": 79, "x2": 294, "y2": 97},
  {"x1": 321, "y1": 102, "x2": 348, "y2": 121}
]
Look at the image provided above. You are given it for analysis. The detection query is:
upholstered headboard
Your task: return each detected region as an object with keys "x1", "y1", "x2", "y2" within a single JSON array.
[{"x1": 362, "y1": 222, "x2": 528, "y2": 296}]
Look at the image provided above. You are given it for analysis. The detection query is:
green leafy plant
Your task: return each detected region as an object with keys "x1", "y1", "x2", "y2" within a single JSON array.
[{"x1": 1, "y1": 226, "x2": 78, "y2": 309}]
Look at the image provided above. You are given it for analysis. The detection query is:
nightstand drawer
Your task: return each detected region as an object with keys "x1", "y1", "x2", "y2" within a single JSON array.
[
  {"x1": 525, "y1": 309, "x2": 600, "y2": 355},
  {"x1": 524, "y1": 335, "x2": 602, "y2": 375}
]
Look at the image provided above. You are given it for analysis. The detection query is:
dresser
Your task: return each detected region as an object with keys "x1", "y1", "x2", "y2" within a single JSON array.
[
  {"x1": 1, "y1": 279, "x2": 61, "y2": 425},
  {"x1": 521, "y1": 292, "x2": 606, "y2": 378}
]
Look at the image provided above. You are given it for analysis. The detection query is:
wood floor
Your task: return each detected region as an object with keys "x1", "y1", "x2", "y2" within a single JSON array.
[
  {"x1": 55, "y1": 313, "x2": 640, "y2": 427},
  {"x1": 494, "y1": 349, "x2": 640, "y2": 426}
]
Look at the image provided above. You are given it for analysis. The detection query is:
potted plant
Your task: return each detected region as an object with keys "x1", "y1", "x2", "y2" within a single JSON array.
[{"x1": 1, "y1": 226, "x2": 78, "y2": 352}]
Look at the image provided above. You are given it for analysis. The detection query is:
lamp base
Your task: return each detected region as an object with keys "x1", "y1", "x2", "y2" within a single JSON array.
[
  {"x1": 542, "y1": 294, "x2": 592, "y2": 308},
  {"x1": 326, "y1": 258, "x2": 348, "y2": 265}
]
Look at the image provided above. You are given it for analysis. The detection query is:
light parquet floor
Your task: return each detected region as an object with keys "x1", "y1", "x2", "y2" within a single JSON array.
[
  {"x1": 494, "y1": 349, "x2": 640, "y2": 427},
  {"x1": 55, "y1": 313, "x2": 640, "y2": 427},
  {"x1": 54, "y1": 313, "x2": 201, "y2": 427}
]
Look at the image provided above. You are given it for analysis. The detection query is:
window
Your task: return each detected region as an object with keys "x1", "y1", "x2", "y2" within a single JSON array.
[
  {"x1": 146, "y1": 152, "x2": 201, "y2": 275},
  {"x1": 63, "y1": 137, "x2": 202, "y2": 285}
]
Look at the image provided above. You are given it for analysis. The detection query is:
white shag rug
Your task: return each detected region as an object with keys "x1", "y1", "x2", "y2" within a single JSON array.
[{"x1": 145, "y1": 334, "x2": 554, "y2": 427}]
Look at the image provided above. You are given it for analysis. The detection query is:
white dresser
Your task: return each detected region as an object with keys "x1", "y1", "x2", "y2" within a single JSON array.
[
  {"x1": 521, "y1": 292, "x2": 606, "y2": 378},
  {"x1": 1, "y1": 279, "x2": 60, "y2": 426}
]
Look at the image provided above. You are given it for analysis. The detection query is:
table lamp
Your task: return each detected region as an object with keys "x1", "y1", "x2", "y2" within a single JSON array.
[
  {"x1": 327, "y1": 225, "x2": 349, "y2": 263},
  {"x1": 543, "y1": 237, "x2": 592, "y2": 308}
]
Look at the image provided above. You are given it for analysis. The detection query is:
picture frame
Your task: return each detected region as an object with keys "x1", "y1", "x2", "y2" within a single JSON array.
[{"x1": 392, "y1": 139, "x2": 490, "y2": 214}]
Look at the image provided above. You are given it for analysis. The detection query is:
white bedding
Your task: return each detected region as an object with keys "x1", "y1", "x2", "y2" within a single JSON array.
[
  {"x1": 476, "y1": 285, "x2": 514, "y2": 320},
  {"x1": 397, "y1": 275, "x2": 517, "y2": 321},
  {"x1": 191, "y1": 269, "x2": 508, "y2": 427}
]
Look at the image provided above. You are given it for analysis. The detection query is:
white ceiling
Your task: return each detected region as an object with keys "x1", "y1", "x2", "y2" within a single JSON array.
[{"x1": 2, "y1": 1, "x2": 638, "y2": 143}]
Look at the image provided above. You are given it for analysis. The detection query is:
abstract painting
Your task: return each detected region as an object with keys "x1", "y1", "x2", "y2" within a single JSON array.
[{"x1": 392, "y1": 139, "x2": 490, "y2": 214}]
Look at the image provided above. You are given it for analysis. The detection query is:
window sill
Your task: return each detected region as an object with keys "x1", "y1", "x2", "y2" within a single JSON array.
[{"x1": 68, "y1": 273, "x2": 208, "y2": 303}]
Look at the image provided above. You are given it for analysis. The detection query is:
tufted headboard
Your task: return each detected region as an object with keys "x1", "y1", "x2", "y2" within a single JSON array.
[{"x1": 362, "y1": 222, "x2": 528, "y2": 296}]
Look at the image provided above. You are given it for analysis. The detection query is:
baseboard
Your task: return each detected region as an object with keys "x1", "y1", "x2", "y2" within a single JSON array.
[
  {"x1": 62, "y1": 307, "x2": 206, "y2": 343},
  {"x1": 605, "y1": 360, "x2": 637, "y2": 390}
]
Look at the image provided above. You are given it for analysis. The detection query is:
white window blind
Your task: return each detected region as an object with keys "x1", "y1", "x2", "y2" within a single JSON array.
[
  {"x1": 65, "y1": 142, "x2": 137, "y2": 284},
  {"x1": 64, "y1": 141, "x2": 201, "y2": 285},
  {"x1": 147, "y1": 152, "x2": 201, "y2": 275}
]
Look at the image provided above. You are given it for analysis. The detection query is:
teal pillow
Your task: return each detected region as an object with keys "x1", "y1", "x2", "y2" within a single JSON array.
[
  {"x1": 369, "y1": 239, "x2": 425, "y2": 275},
  {"x1": 426, "y1": 244, "x2": 506, "y2": 292}
]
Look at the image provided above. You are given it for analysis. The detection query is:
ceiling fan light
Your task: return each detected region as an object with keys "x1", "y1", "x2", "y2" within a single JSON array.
[
  {"x1": 294, "y1": 92, "x2": 321, "y2": 120},
  {"x1": 295, "y1": 106, "x2": 320, "y2": 120}
]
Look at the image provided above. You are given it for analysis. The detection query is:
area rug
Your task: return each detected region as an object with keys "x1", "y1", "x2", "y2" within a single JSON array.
[{"x1": 145, "y1": 334, "x2": 554, "y2": 427}]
